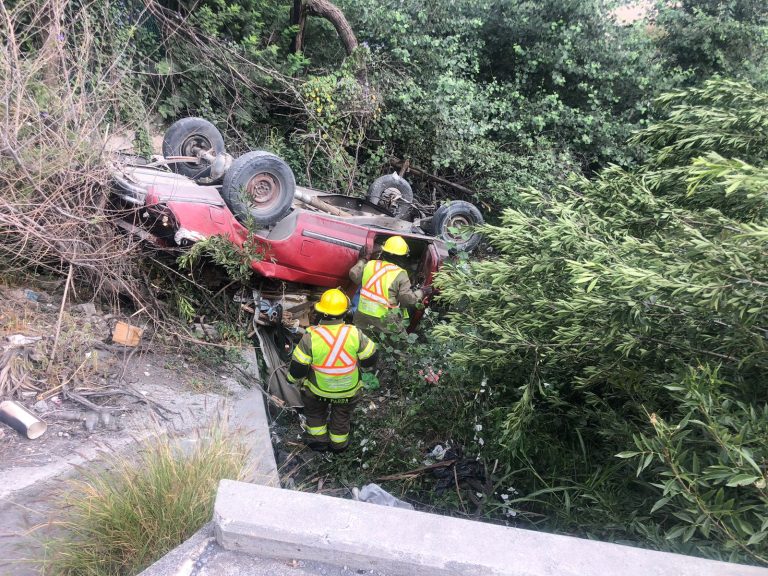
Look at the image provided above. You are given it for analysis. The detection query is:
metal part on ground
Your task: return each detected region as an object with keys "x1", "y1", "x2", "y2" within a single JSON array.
[
  {"x1": 293, "y1": 189, "x2": 351, "y2": 217},
  {"x1": 0, "y1": 400, "x2": 47, "y2": 439},
  {"x1": 253, "y1": 328, "x2": 302, "y2": 408}
]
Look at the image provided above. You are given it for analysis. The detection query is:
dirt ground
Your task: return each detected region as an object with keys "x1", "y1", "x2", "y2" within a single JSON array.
[
  {"x1": 0, "y1": 284, "x2": 260, "y2": 576},
  {"x1": 0, "y1": 283, "x2": 246, "y2": 468}
]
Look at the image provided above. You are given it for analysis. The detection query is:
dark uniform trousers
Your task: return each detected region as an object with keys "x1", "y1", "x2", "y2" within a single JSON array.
[{"x1": 301, "y1": 387, "x2": 360, "y2": 451}]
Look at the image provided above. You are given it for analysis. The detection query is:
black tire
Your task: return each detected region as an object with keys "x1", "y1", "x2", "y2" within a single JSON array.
[
  {"x1": 162, "y1": 117, "x2": 226, "y2": 181},
  {"x1": 366, "y1": 174, "x2": 414, "y2": 219},
  {"x1": 222, "y1": 151, "x2": 296, "y2": 228},
  {"x1": 431, "y1": 200, "x2": 484, "y2": 252}
]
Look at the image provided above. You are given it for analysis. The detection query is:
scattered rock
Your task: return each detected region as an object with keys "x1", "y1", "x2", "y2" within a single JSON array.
[
  {"x1": 193, "y1": 323, "x2": 220, "y2": 341},
  {"x1": 33, "y1": 400, "x2": 49, "y2": 413},
  {"x1": 24, "y1": 289, "x2": 52, "y2": 303},
  {"x1": 84, "y1": 411, "x2": 99, "y2": 432},
  {"x1": 83, "y1": 410, "x2": 119, "y2": 432},
  {"x1": 72, "y1": 302, "x2": 99, "y2": 316}
]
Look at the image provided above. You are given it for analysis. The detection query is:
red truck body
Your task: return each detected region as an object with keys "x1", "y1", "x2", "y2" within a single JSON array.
[{"x1": 116, "y1": 165, "x2": 446, "y2": 329}]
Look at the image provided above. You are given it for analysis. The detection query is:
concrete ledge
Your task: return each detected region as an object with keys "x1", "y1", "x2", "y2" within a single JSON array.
[
  {"x1": 214, "y1": 480, "x2": 767, "y2": 576},
  {"x1": 137, "y1": 522, "x2": 216, "y2": 576},
  {"x1": 230, "y1": 348, "x2": 279, "y2": 487}
]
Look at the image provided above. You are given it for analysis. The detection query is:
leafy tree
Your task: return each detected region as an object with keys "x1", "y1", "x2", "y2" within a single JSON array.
[
  {"x1": 479, "y1": 0, "x2": 671, "y2": 169},
  {"x1": 653, "y1": 0, "x2": 768, "y2": 85},
  {"x1": 340, "y1": 0, "x2": 674, "y2": 209},
  {"x1": 433, "y1": 78, "x2": 768, "y2": 564}
]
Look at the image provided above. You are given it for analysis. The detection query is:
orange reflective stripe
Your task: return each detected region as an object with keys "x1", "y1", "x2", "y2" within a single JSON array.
[
  {"x1": 359, "y1": 289, "x2": 391, "y2": 306},
  {"x1": 310, "y1": 327, "x2": 354, "y2": 366},
  {"x1": 362, "y1": 263, "x2": 401, "y2": 308},
  {"x1": 310, "y1": 326, "x2": 356, "y2": 375},
  {"x1": 324, "y1": 326, "x2": 353, "y2": 368},
  {"x1": 366, "y1": 263, "x2": 399, "y2": 292}
]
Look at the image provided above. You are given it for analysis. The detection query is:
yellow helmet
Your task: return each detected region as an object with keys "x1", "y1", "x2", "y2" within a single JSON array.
[
  {"x1": 315, "y1": 288, "x2": 349, "y2": 316},
  {"x1": 382, "y1": 235, "x2": 409, "y2": 256}
]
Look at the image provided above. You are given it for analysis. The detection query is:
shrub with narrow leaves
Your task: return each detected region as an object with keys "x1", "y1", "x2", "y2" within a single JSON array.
[{"x1": 433, "y1": 78, "x2": 768, "y2": 565}]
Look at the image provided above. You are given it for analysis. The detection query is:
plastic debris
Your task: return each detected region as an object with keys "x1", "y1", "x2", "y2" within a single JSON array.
[
  {"x1": 351, "y1": 483, "x2": 414, "y2": 510},
  {"x1": 6, "y1": 334, "x2": 42, "y2": 347},
  {"x1": 0, "y1": 400, "x2": 47, "y2": 439},
  {"x1": 428, "y1": 444, "x2": 448, "y2": 461}
]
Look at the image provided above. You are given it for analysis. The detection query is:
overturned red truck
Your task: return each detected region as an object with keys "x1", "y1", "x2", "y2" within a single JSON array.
[{"x1": 110, "y1": 117, "x2": 484, "y2": 333}]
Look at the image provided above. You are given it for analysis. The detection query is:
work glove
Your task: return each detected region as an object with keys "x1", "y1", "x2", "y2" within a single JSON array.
[
  {"x1": 420, "y1": 285, "x2": 435, "y2": 298},
  {"x1": 358, "y1": 245, "x2": 370, "y2": 260}
]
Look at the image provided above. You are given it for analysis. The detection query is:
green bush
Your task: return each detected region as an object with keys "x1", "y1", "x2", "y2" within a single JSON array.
[{"x1": 431, "y1": 78, "x2": 768, "y2": 564}]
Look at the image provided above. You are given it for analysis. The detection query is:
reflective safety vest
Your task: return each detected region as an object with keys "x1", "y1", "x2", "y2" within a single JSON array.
[
  {"x1": 305, "y1": 324, "x2": 364, "y2": 399},
  {"x1": 358, "y1": 260, "x2": 405, "y2": 319}
]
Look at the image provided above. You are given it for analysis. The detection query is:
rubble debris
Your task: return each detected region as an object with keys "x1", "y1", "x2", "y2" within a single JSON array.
[
  {"x1": 254, "y1": 327, "x2": 302, "y2": 408},
  {"x1": 6, "y1": 334, "x2": 42, "y2": 347},
  {"x1": 112, "y1": 321, "x2": 143, "y2": 346},
  {"x1": 193, "y1": 323, "x2": 220, "y2": 341},
  {"x1": 0, "y1": 400, "x2": 47, "y2": 439},
  {"x1": 352, "y1": 483, "x2": 414, "y2": 510},
  {"x1": 33, "y1": 399, "x2": 49, "y2": 413},
  {"x1": 71, "y1": 302, "x2": 99, "y2": 316},
  {"x1": 425, "y1": 443, "x2": 449, "y2": 464},
  {"x1": 6, "y1": 288, "x2": 53, "y2": 304},
  {"x1": 1, "y1": 335, "x2": 44, "y2": 397}
]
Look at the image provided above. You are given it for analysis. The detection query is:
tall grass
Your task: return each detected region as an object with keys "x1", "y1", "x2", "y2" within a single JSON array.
[{"x1": 44, "y1": 421, "x2": 248, "y2": 575}]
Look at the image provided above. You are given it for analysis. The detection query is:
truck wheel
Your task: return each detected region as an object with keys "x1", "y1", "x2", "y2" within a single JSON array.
[
  {"x1": 366, "y1": 174, "x2": 414, "y2": 219},
  {"x1": 431, "y1": 200, "x2": 484, "y2": 253},
  {"x1": 162, "y1": 117, "x2": 226, "y2": 181},
  {"x1": 222, "y1": 151, "x2": 296, "y2": 228}
]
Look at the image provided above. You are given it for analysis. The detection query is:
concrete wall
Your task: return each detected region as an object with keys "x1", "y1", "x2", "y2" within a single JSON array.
[
  {"x1": 229, "y1": 347, "x2": 279, "y2": 487},
  {"x1": 214, "y1": 480, "x2": 768, "y2": 576}
]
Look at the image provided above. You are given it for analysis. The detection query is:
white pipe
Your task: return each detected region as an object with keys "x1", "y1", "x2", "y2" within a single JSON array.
[{"x1": 0, "y1": 400, "x2": 47, "y2": 439}]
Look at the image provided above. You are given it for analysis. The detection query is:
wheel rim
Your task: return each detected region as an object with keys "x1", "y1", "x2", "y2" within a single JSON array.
[
  {"x1": 246, "y1": 172, "x2": 282, "y2": 210},
  {"x1": 181, "y1": 135, "x2": 213, "y2": 170},
  {"x1": 442, "y1": 214, "x2": 474, "y2": 242},
  {"x1": 378, "y1": 187, "x2": 403, "y2": 209}
]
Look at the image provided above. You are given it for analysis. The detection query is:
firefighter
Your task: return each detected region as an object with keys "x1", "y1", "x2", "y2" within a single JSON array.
[
  {"x1": 349, "y1": 235, "x2": 433, "y2": 337},
  {"x1": 287, "y1": 288, "x2": 378, "y2": 452}
]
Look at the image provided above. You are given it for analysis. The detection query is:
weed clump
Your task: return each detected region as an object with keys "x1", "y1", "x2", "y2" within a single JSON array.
[{"x1": 44, "y1": 422, "x2": 248, "y2": 575}]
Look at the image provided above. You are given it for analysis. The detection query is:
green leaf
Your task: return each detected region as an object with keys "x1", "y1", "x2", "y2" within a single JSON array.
[
  {"x1": 650, "y1": 497, "x2": 671, "y2": 513},
  {"x1": 665, "y1": 525, "x2": 687, "y2": 540},
  {"x1": 725, "y1": 474, "x2": 760, "y2": 487},
  {"x1": 615, "y1": 451, "x2": 640, "y2": 459}
]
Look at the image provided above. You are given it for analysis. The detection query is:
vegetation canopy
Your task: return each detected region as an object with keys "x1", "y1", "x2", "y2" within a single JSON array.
[{"x1": 434, "y1": 77, "x2": 768, "y2": 565}]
